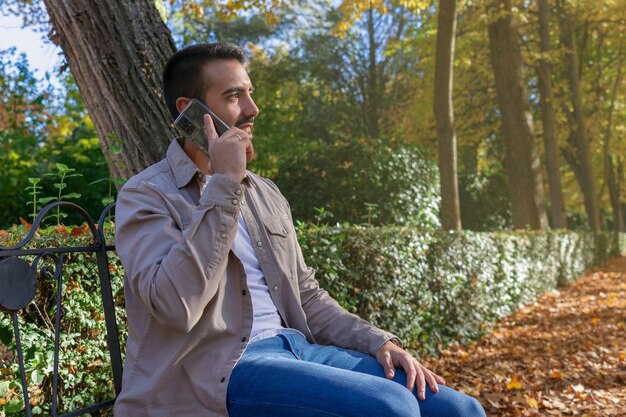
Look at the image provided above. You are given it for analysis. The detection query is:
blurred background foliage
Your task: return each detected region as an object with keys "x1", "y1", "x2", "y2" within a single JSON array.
[
  {"x1": 0, "y1": 49, "x2": 111, "y2": 227},
  {"x1": 0, "y1": 0, "x2": 624, "y2": 231}
]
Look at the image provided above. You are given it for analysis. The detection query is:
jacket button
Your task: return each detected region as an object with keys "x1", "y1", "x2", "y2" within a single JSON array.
[
  {"x1": 272, "y1": 285, "x2": 278, "y2": 291},
  {"x1": 241, "y1": 336, "x2": 247, "y2": 342},
  {"x1": 220, "y1": 377, "x2": 226, "y2": 383},
  {"x1": 256, "y1": 241, "x2": 262, "y2": 247},
  {"x1": 235, "y1": 189, "x2": 242, "y2": 196},
  {"x1": 242, "y1": 290, "x2": 247, "y2": 295},
  {"x1": 231, "y1": 198, "x2": 239, "y2": 205}
]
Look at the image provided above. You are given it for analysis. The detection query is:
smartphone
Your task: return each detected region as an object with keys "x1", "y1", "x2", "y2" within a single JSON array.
[{"x1": 173, "y1": 98, "x2": 230, "y2": 154}]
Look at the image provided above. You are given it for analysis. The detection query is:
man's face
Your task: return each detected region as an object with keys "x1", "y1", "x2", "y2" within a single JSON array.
[{"x1": 201, "y1": 59, "x2": 259, "y2": 138}]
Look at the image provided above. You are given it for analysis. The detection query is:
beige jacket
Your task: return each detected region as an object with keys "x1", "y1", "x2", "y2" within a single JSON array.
[{"x1": 113, "y1": 139, "x2": 398, "y2": 416}]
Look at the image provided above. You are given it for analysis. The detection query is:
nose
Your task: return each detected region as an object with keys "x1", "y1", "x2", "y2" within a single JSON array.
[{"x1": 243, "y1": 95, "x2": 259, "y2": 119}]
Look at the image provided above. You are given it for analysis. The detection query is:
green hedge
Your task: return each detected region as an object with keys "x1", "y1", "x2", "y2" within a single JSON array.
[
  {"x1": 300, "y1": 228, "x2": 626, "y2": 354},
  {"x1": 0, "y1": 226, "x2": 624, "y2": 415}
]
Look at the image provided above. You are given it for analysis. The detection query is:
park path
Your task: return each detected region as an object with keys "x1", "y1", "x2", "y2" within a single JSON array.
[{"x1": 423, "y1": 256, "x2": 626, "y2": 416}]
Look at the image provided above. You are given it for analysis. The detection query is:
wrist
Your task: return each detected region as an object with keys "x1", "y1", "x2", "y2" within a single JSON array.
[{"x1": 388, "y1": 337, "x2": 403, "y2": 348}]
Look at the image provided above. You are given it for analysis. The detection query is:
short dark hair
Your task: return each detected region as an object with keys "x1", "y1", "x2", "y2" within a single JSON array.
[{"x1": 162, "y1": 42, "x2": 247, "y2": 118}]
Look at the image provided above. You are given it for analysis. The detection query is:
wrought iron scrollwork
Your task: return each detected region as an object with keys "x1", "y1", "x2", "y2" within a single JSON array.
[{"x1": 0, "y1": 201, "x2": 122, "y2": 417}]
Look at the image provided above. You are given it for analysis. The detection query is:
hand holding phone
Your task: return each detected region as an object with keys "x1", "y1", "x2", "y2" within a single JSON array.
[{"x1": 173, "y1": 98, "x2": 230, "y2": 154}]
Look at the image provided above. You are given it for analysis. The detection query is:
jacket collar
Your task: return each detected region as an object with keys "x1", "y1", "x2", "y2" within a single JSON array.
[{"x1": 166, "y1": 139, "x2": 203, "y2": 189}]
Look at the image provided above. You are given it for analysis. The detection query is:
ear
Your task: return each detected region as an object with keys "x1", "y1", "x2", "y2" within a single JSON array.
[{"x1": 175, "y1": 97, "x2": 191, "y2": 113}]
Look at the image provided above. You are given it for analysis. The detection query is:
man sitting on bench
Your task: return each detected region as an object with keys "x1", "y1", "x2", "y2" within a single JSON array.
[{"x1": 114, "y1": 42, "x2": 486, "y2": 417}]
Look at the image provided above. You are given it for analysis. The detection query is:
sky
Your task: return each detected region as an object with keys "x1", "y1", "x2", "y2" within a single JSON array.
[{"x1": 0, "y1": 13, "x2": 62, "y2": 86}]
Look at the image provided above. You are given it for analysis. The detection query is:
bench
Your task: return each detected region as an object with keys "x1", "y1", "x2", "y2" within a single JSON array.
[{"x1": 0, "y1": 202, "x2": 123, "y2": 417}]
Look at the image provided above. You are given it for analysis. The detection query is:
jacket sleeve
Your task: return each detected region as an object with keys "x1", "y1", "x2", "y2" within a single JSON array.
[
  {"x1": 115, "y1": 174, "x2": 243, "y2": 333},
  {"x1": 295, "y1": 239, "x2": 400, "y2": 356}
]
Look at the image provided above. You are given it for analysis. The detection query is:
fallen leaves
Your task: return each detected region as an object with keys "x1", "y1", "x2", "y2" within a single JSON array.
[
  {"x1": 506, "y1": 375, "x2": 523, "y2": 390},
  {"x1": 423, "y1": 256, "x2": 626, "y2": 416}
]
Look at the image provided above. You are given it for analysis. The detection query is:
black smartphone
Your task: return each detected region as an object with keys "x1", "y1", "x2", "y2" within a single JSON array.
[{"x1": 173, "y1": 98, "x2": 230, "y2": 154}]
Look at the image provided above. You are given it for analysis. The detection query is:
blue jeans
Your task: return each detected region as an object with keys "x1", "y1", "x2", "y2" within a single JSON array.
[{"x1": 227, "y1": 334, "x2": 486, "y2": 417}]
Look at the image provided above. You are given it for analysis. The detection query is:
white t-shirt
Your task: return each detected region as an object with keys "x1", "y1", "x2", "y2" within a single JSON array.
[{"x1": 204, "y1": 175, "x2": 304, "y2": 343}]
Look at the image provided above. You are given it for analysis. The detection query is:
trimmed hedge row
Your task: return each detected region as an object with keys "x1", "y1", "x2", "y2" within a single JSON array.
[
  {"x1": 0, "y1": 226, "x2": 624, "y2": 415},
  {"x1": 299, "y1": 228, "x2": 626, "y2": 355}
]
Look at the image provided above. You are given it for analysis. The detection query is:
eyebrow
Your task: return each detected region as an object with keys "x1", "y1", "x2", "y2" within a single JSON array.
[{"x1": 221, "y1": 86, "x2": 255, "y2": 95}]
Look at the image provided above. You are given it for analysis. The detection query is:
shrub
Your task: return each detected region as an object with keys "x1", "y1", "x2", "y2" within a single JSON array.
[
  {"x1": 275, "y1": 139, "x2": 441, "y2": 227},
  {"x1": 1, "y1": 223, "x2": 624, "y2": 415},
  {"x1": 304, "y1": 228, "x2": 625, "y2": 354},
  {"x1": 0, "y1": 224, "x2": 124, "y2": 416}
]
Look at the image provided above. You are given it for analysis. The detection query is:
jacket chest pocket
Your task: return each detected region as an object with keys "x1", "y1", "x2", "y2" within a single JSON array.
[{"x1": 263, "y1": 218, "x2": 297, "y2": 280}]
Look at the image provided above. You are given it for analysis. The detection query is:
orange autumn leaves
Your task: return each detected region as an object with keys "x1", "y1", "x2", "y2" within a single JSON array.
[{"x1": 423, "y1": 256, "x2": 626, "y2": 416}]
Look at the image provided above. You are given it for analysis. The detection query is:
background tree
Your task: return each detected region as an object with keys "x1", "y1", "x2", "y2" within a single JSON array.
[
  {"x1": 0, "y1": 48, "x2": 112, "y2": 228},
  {"x1": 42, "y1": 0, "x2": 176, "y2": 181},
  {"x1": 487, "y1": 0, "x2": 549, "y2": 230},
  {"x1": 434, "y1": 0, "x2": 461, "y2": 231},
  {"x1": 537, "y1": 0, "x2": 567, "y2": 228},
  {"x1": 602, "y1": 50, "x2": 624, "y2": 232},
  {"x1": 556, "y1": 0, "x2": 600, "y2": 232},
  {"x1": 0, "y1": 0, "x2": 624, "y2": 230}
]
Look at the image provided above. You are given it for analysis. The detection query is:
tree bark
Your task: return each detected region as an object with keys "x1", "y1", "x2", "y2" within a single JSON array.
[
  {"x1": 43, "y1": 0, "x2": 176, "y2": 181},
  {"x1": 602, "y1": 51, "x2": 624, "y2": 232},
  {"x1": 607, "y1": 156, "x2": 624, "y2": 232},
  {"x1": 537, "y1": 0, "x2": 567, "y2": 229},
  {"x1": 556, "y1": 0, "x2": 600, "y2": 232},
  {"x1": 366, "y1": 5, "x2": 380, "y2": 139},
  {"x1": 487, "y1": 0, "x2": 549, "y2": 230},
  {"x1": 434, "y1": 0, "x2": 462, "y2": 231}
]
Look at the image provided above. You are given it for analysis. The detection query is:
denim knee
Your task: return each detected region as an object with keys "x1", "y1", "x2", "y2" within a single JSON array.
[
  {"x1": 463, "y1": 396, "x2": 486, "y2": 417},
  {"x1": 363, "y1": 381, "x2": 419, "y2": 417},
  {"x1": 441, "y1": 393, "x2": 486, "y2": 417}
]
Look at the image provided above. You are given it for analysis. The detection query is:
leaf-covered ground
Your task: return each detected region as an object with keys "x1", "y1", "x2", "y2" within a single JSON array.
[{"x1": 423, "y1": 256, "x2": 626, "y2": 416}]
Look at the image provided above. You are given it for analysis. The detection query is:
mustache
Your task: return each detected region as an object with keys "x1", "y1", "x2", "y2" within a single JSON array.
[{"x1": 235, "y1": 117, "x2": 255, "y2": 127}]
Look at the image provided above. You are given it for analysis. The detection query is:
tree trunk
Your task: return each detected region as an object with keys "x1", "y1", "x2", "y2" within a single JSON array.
[
  {"x1": 557, "y1": 1, "x2": 600, "y2": 232},
  {"x1": 366, "y1": 6, "x2": 380, "y2": 139},
  {"x1": 43, "y1": 0, "x2": 176, "y2": 181},
  {"x1": 434, "y1": 0, "x2": 461, "y2": 231},
  {"x1": 487, "y1": 0, "x2": 549, "y2": 230},
  {"x1": 607, "y1": 156, "x2": 624, "y2": 232},
  {"x1": 537, "y1": 0, "x2": 567, "y2": 229},
  {"x1": 602, "y1": 50, "x2": 624, "y2": 232}
]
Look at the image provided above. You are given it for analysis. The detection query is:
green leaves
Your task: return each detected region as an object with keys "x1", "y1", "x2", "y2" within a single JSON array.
[
  {"x1": 0, "y1": 228, "x2": 125, "y2": 416},
  {"x1": 276, "y1": 139, "x2": 440, "y2": 227},
  {"x1": 37, "y1": 163, "x2": 83, "y2": 226},
  {"x1": 301, "y1": 226, "x2": 625, "y2": 355},
  {"x1": 4, "y1": 400, "x2": 23, "y2": 414}
]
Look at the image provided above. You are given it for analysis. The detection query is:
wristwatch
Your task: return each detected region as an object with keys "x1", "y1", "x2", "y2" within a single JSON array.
[{"x1": 388, "y1": 337, "x2": 403, "y2": 348}]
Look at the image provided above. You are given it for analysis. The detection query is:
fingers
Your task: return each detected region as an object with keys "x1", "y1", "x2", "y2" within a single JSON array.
[
  {"x1": 377, "y1": 344, "x2": 444, "y2": 401},
  {"x1": 203, "y1": 122, "x2": 252, "y2": 182},
  {"x1": 400, "y1": 354, "x2": 442, "y2": 400},
  {"x1": 399, "y1": 354, "x2": 416, "y2": 390},
  {"x1": 381, "y1": 351, "x2": 395, "y2": 380},
  {"x1": 414, "y1": 360, "x2": 426, "y2": 400},
  {"x1": 421, "y1": 363, "x2": 440, "y2": 396},
  {"x1": 432, "y1": 371, "x2": 446, "y2": 386},
  {"x1": 203, "y1": 114, "x2": 218, "y2": 142}
]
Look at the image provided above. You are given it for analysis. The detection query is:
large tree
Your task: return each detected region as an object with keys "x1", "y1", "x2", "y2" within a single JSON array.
[
  {"x1": 42, "y1": 0, "x2": 176, "y2": 180},
  {"x1": 556, "y1": 0, "x2": 600, "y2": 232},
  {"x1": 487, "y1": 0, "x2": 549, "y2": 230},
  {"x1": 434, "y1": 0, "x2": 461, "y2": 230},
  {"x1": 536, "y1": 0, "x2": 567, "y2": 229},
  {"x1": 603, "y1": 52, "x2": 624, "y2": 232}
]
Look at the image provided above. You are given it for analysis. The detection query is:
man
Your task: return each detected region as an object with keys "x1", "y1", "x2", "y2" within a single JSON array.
[{"x1": 114, "y1": 42, "x2": 486, "y2": 417}]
